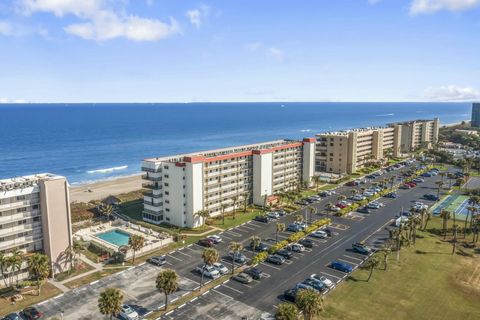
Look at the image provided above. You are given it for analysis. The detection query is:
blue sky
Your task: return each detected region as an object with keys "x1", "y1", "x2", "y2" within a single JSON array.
[{"x1": 0, "y1": 0, "x2": 480, "y2": 103}]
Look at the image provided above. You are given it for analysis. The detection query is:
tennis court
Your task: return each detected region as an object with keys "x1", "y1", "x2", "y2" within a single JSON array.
[{"x1": 432, "y1": 194, "x2": 477, "y2": 221}]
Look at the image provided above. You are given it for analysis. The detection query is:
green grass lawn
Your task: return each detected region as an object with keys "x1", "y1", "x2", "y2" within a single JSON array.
[
  {"x1": 208, "y1": 207, "x2": 264, "y2": 230},
  {"x1": 322, "y1": 218, "x2": 480, "y2": 320},
  {"x1": 63, "y1": 268, "x2": 128, "y2": 289},
  {"x1": 54, "y1": 261, "x2": 94, "y2": 282},
  {"x1": 0, "y1": 283, "x2": 61, "y2": 317}
]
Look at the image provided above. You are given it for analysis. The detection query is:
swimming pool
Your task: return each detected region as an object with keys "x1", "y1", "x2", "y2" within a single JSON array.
[{"x1": 95, "y1": 229, "x2": 131, "y2": 247}]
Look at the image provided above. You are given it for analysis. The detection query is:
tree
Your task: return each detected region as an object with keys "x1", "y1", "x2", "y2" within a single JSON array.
[
  {"x1": 156, "y1": 269, "x2": 179, "y2": 310},
  {"x1": 27, "y1": 253, "x2": 50, "y2": 295},
  {"x1": 98, "y1": 287, "x2": 123, "y2": 319},
  {"x1": 199, "y1": 248, "x2": 219, "y2": 290},
  {"x1": 231, "y1": 195, "x2": 239, "y2": 220},
  {"x1": 435, "y1": 181, "x2": 444, "y2": 199},
  {"x1": 311, "y1": 176, "x2": 321, "y2": 192},
  {"x1": 295, "y1": 289, "x2": 324, "y2": 320},
  {"x1": 452, "y1": 224, "x2": 459, "y2": 255},
  {"x1": 228, "y1": 241, "x2": 243, "y2": 274},
  {"x1": 0, "y1": 252, "x2": 10, "y2": 287},
  {"x1": 242, "y1": 192, "x2": 250, "y2": 212},
  {"x1": 294, "y1": 215, "x2": 304, "y2": 224},
  {"x1": 221, "y1": 203, "x2": 229, "y2": 225},
  {"x1": 337, "y1": 195, "x2": 347, "y2": 202},
  {"x1": 307, "y1": 206, "x2": 316, "y2": 226},
  {"x1": 98, "y1": 203, "x2": 114, "y2": 219},
  {"x1": 275, "y1": 302, "x2": 299, "y2": 320},
  {"x1": 250, "y1": 236, "x2": 261, "y2": 257},
  {"x1": 194, "y1": 209, "x2": 210, "y2": 226},
  {"x1": 440, "y1": 209, "x2": 451, "y2": 240},
  {"x1": 362, "y1": 255, "x2": 380, "y2": 281},
  {"x1": 389, "y1": 175, "x2": 396, "y2": 189},
  {"x1": 379, "y1": 245, "x2": 392, "y2": 271},
  {"x1": 465, "y1": 206, "x2": 477, "y2": 238},
  {"x1": 276, "y1": 223, "x2": 286, "y2": 243},
  {"x1": 8, "y1": 249, "x2": 24, "y2": 286},
  {"x1": 128, "y1": 234, "x2": 145, "y2": 263},
  {"x1": 72, "y1": 240, "x2": 86, "y2": 267}
]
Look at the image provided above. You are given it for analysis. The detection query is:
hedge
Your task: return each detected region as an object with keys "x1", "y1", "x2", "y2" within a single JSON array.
[{"x1": 250, "y1": 251, "x2": 269, "y2": 265}]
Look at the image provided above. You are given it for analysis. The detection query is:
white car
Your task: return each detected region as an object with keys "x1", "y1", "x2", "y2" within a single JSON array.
[
  {"x1": 310, "y1": 230, "x2": 327, "y2": 239},
  {"x1": 267, "y1": 211, "x2": 280, "y2": 219},
  {"x1": 352, "y1": 194, "x2": 365, "y2": 201},
  {"x1": 288, "y1": 243, "x2": 305, "y2": 252},
  {"x1": 310, "y1": 274, "x2": 334, "y2": 288},
  {"x1": 363, "y1": 191, "x2": 374, "y2": 197},
  {"x1": 329, "y1": 206, "x2": 341, "y2": 212},
  {"x1": 120, "y1": 305, "x2": 139, "y2": 320},
  {"x1": 367, "y1": 201, "x2": 382, "y2": 209},
  {"x1": 339, "y1": 200, "x2": 352, "y2": 206},
  {"x1": 212, "y1": 262, "x2": 229, "y2": 275},
  {"x1": 207, "y1": 235, "x2": 222, "y2": 243},
  {"x1": 196, "y1": 264, "x2": 220, "y2": 279}
]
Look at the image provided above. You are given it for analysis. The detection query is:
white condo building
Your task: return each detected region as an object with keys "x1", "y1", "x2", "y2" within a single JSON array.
[
  {"x1": 0, "y1": 174, "x2": 73, "y2": 282},
  {"x1": 142, "y1": 139, "x2": 316, "y2": 228}
]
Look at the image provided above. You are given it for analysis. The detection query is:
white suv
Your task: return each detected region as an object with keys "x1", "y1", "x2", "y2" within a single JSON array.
[
  {"x1": 120, "y1": 305, "x2": 139, "y2": 320},
  {"x1": 196, "y1": 264, "x2": 220, "y2": 279}
]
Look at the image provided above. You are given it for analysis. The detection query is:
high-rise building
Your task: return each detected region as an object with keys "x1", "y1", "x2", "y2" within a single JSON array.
[
  {"x1": 0, "y1": 174, "x2": 73, "y2": 280},
  {"x1": 141, "y1": 139, "x2": 316, "y2": 228},
  {"x1": 315, "y1": 118, "x2": 439, "y2": 174},
  {"x1": 471, "y1": 103, "x2": 480, "y2": 127}
]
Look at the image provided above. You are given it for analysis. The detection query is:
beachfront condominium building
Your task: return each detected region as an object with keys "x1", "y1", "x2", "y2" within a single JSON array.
[
  {"x1": 142, "y1": 139, "x2": 316, "y2": 228},
  {"x1": 315, "y1": 118, "x2": 439, "y2": 174},
  {"x1": 472, "y1": 103, "x2": 480, "y2": 127},
  {"x1": 0, "y1": 174, "x2": 73, "y2": 282}
]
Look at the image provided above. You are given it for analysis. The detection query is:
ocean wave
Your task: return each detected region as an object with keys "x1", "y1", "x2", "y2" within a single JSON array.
[
  {"x1": 375, "y1": 113, "x2": 395, "y2": 117},
  {"x1": 300, "y1": 129, "x2": 312, "y2": 133},
  {"x1": 86, "y1": 165, "x2": 128, "y2": 174},
  {"x1": 70, "y1": 173, "x2": 141, "y2": 186}
]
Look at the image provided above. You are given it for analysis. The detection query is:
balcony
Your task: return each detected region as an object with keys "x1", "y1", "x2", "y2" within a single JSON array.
[
  {"x1": 142, "y1": 183, "x2": 162, "y2": 190},
  {"x1": 141, "y1": 167, "x2": 161, "y2": 173},
  {"x1": 142, "y1": 174, "x2": 162, "y2": 181},
  {"x1": 0, "y1": 209, "x2": 41, "y2": 224},
  {"x1": 144, "y1": 200, "x2": 163, "y2": 207},
  {"x1": 143, "y1": 208, "x2": 163, "y2": 216},
  {"x1": 144, "y1": 191, "x2": 162, "y2": 199}
]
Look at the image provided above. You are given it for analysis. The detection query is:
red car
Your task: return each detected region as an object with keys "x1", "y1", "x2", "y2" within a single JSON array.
[
  {"x1": 21, "y1": 307, "x2": 43, "y2": 320},
  {"x1": 336, "y1": 203, "x2": 348, "y2": 209},
  {"x1": 198, "y1": 238, "x2": 214, "y2": 247},
  {"x1": 401, "y1": 184, "x2": 412, "y2": 189},
  {"x1": 346, "y1": 181, "x2": 359, "y2": 187},
  {"x1": 406, "y1": 182, "x2": 417, "y2": 187}
]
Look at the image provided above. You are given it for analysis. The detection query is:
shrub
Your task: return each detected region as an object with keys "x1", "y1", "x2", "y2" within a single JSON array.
[
  {"x1": 268, "y1": 240, "x2": 290, "y2": 254},
  {"x1": 250, "y1": 252, "x2": 268, "y2": 265},
  {"x1": 288, "y1": 231, "x2": 305, "y2": 243},
  {"x1": 18, "y1": 280, "x2": 41, "y2": 288}
]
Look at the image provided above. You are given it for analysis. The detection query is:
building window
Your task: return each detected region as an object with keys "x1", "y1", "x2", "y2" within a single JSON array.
[
  {"x1": 164, "y1": 174, "x2": 169, "y2": 178},
  {"x1": 164, "y1": 183, "x2": 169, "y2": 187},
  {"x1": 16, "y1": 195, "x2": 26, "y2": 200},
  {"x1": 17, "y1": 207, "x2": 27, "y2": 212},
  {"x1": 164, "y1": 165, "x2": 169, "y2": 169},
  {"x1": 166, "y1": 208, "x2": 170, "y2": 212},
  {"x1": 165, "y1": 191, "x2": 169, "y2": 195}
]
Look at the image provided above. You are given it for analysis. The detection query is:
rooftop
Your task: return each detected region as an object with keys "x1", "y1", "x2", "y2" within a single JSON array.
[{"x1": 0, "y1": 173, "x2": 65, "y2": 191}]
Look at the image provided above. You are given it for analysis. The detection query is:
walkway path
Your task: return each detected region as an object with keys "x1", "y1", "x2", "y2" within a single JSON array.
[{"x1": 181, "y1": 226, "x2": 223, "y2": 237}]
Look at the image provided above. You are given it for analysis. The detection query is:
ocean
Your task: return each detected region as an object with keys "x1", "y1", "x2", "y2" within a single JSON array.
[{"x1": 0, "y1": 102, "x2": 471, "y2": 184}]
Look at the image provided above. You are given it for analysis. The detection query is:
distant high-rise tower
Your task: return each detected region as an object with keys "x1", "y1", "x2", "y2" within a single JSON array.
[{"x1": 472, "y1": 103, "x2": 480, "y2": 127}]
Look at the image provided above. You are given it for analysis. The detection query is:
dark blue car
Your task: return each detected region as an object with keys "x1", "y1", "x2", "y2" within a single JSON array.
[
  {"x1": 385, "y1": 192, "x2": 397, "y2": 199},
  {"x1": 330, "y1": 261, "x2": 353, "y2": 273},
  {"x1": 423, "y1": 194, "x2": 439, "y2": 201}
]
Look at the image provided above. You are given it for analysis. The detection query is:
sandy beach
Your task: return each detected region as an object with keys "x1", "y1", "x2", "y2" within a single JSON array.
[{"x1": 69, "y1": 174, "x2": 143, "y2": 203}]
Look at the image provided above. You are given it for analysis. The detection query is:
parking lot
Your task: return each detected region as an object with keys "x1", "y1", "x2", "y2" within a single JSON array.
[{"x1": 32, "y1": 161, "x2": 452, "y2": 319}]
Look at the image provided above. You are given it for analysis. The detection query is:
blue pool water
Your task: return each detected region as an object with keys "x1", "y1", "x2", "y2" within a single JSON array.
[{"x1": 95, "y1": 229, "x2": 131, "y2": 247}]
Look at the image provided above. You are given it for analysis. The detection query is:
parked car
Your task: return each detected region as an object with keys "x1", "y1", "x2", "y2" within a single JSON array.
[
  {"x1": 353, "y1": 194, "x2": 365, "y2": 201},
  {"x1": 319, "y1": 191, "x2": 329, "y2": 197},
  {"x1": 352, "y1": 242, "x2": 373, "y2": 255},
  {"x1": 20, "y1": 308, "x2": 43, "y2": 320},
  {"x1": 147, "y1": 255, "x2": 167, "y2": 266},
  {"x1": 298, "y1": 239, "x2": 313, "y2": 248},
  {"x1": 295, "y1": 282, "x2": 315, "y2": 291},
  {"x1": 357, "y1": 206, "x2": 370, "y2": 214},
  {"x1": 276, "y1": 248, "x2": 293, "y2": 259},
  {"x1": 195, "y1": 264, "x2": 220, "y2": 279},
  {"x1": 254, "y1": 215, "x2": 270, "y2": 223},
  {"x1": 363, "y1": 191, "x2": 375, "y2": 197},
  {"x1": 250, "y1": 241, "x2": 269, "y2": 252},
  {"x1": 346, "y1": 181, "x2": 359, "y2": 186},
  {"x1": 228, "y1": 252, "x2": 247, "y2": 264},
  {"x1": 283, "y1": 288, "x2": 298, "y2": 302},
  {"x1": 287, "y1": 223, "x2": 303, "y2": 232},
  {"x1": 2, "y1": 313, "x2": 21, "y2": 320},
  {"x1": 212, "y1": 262, "x2": 229, "y2": 275},
  {"x1": 310, "y1": 274, "x2": 334, "y2": 288},
  {"x1": 384, "y1": 192, "x2": 397, "y2": 199},
  {"x1": 267, "y1": 211, "x2": 280, "y2": 219},
  {"x1": 266, "y1": 254, "x2": 286, "y2": 265},
  {"x1": 198, "y1": 238, "x2": 215, "y2": 247},
  {"x1": 302, "y1": 278, "x2": 327, "y2": 292},
  {"x1": 323, "y1": 228, "x2": 333, "y2": 237},
  {"x1": 310, "y1": 230, "x2": 327, "y2": 239},
  {"x1": 421, "y1": 172, "x2": 432, "y2": 177},
  {"x1": 277, "y1": 210, "x2": 287, "y2": 216},
  {"x1": 367, "y1": 201, "x2": 382, "y2": 209},
  {"x1": 292, "y1": 242, "x2": 308, "y2": 251},
  {"x1": 244, "y1": 267, "x2": 264, "y2": 280},
  {"x1": 207, "y1": 235, "x2": 222, "y2": 243},
  {"x1": 400, "y1": 184, "x2": 412, "y2": 189},
  {"x1": 406, "y1": 182, "x2": 417, "y2": 187},
  {"x1": 330, "y1": 261, "x2": 353, "y2": 273},
  {"x1": 424, "y1": 194, "x2": 439, "y2": 201},
  {"x1": 413, "y1": 178, "x2": 424, "y2": 183},
  {"x1": 336, "y1": 203, "x2": 348, "y2": 209},
  {"x1": 120, "y1": 305, "x2": 139, "y2": 320},
  {"x1": 232, "y1": 272, "x2": 253, "y2": 284},
  {"x1": 329, "y1": 206, "x2": 341, "y2": 212}
]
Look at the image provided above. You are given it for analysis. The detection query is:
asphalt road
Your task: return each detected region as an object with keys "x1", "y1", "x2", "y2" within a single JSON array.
[{"x1": 31, "y1": 161, "x2": 451, "y2": 319}]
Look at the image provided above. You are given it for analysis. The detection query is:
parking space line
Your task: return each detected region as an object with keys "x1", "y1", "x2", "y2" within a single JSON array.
[
  {"x1": 319, "y1": 271, "x2": 343, "y2": 280},
  {"x1": 221, "y1": 284, "x2": 244, "y2": 294},
  {"x1": 176, "y1": 250, "x2": 192, "y2": 258},
  {"x1": 167, "y1": 254, "x2": 182, "y2": 262},
  {"x1": 212, "y1": 288, "x2": 234, "y2": 299},
  {"x1": 343, "y1": 254, "x2": 364, "y2": 261},
  {"x1": 224, "y1": 230, "x2": 243, "y2": 237},
  {"x1": 221, "y1": 234, "x2": 234, "y2": 240},
  {"x1": 260, "y1": 262, "x2": 281, "y2": 271},
  {"x1": 337, "y1": 258, "x2": 358, "y2": 266},
  {"x1": 239, "y1": 224, "x2": 256, "y2": 230}
]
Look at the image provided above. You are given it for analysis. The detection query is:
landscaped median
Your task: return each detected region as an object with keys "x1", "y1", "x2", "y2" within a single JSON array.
[{"x1": 249, "y1": 218, "x2": 331, "y2": 265}]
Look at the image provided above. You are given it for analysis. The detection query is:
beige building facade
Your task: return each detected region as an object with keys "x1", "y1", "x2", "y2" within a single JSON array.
[
  {"x1": 0, "y1": 174, "x2": 73, "y2": 282},
  {"x1": 315, "y1": 118, "x2": 439, "y2": 174},
  {"x1": 142, "y1": 139, "x2": 316, "y2": 228}
]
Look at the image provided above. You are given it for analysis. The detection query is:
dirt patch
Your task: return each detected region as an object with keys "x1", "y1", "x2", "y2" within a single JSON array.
[{"x1": 453, "y1": 257, "x2": 480, "y2": 295}]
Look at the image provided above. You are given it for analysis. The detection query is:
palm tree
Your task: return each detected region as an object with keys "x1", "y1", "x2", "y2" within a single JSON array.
[
  {"x1": 0, "y1": 252, "x2": 10, "y2": 287},
  {"x1": 307, "y1": 206, "x2": 316, "y2": 226},
  {"x1": 27, "y1": 253, "x2": 50, "y2": 295},
  {"x1": 447, "y1": 173, "x2": 455, "y2": 189},
  {"x1": 389, "y1": 175, "x2": 396, "y2": 189},
  {"x1": 72, "y1": 240, "x2": 86, "y2": 268},
  {"x1": 465, "y1": 206, "x2": 477, "y2": 238},
  {"x1": 294, "y1": 215, "x2": 304, "y2": 224},
  {"x1": 195, "y1": 209, "x2": 210, "y2": 226},
  {"x1": 337, "y1": 195, "x2": 347, "y2": 202},
  {"x1": 440, "y1": 209, "x2": 451, "y2": 240},
  {"x1": 435, "y1": 181, "x2": 444, "y2": 199},
  {"x1": 242, "y1": 192, "x2": 250, "y2": 212},
  {"x1": 128, "y1": 234, "x2": 145, "y2": 263},
  {"x1": 250, "y1": 236, "x2": 261, "y2": 257},
  {"x1": 199, "y1": 248, "x2": 219, "y2": 290},
  {"x1": 311, "y1": 176, "x2": 321, "y2": 192},
  {"x1": 98, "y1": 203, "x2": 114, "y2": 219},
  {"x1": 275, "y1": 302, "x2": 299, "y2": 320},
  {"x1": 8, "y1": 249, "x2": 24, "y2": 286},
  {"x1": 379, "y1": 245, "x2": 391, "y2": 271},
  {"x1": 362, "y1": 255, "x2": 380, "y2": 281},
  {"x1": 98, "y1": 287, "x2": 123, "y2": 319},
  {"x1": 156, "y1": 269, "x2": 179, "y2": 310},
  {"x1": 452, "y1": 224, "x2": 460, "y2": 255},
  {"x1": 221, "y1": 203, "x2": 229, "y2": 225},
  {"x1": 275, "y1": 223, "x2": 286, "y2": 243},
  {"x1": 411, "y1": 215, "x2": 421, "y2": 245},
  {"x1": 231, "y1": 195, "x2": 239, "y2": 220},
  {"x1": 295, "y1": 289, "x2": 324, "y2": 320},
  {"x1": 228, "y1": 242, "x2": 243, "y2": 274}
]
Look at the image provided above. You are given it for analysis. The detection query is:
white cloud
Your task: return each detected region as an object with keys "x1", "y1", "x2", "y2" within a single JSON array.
[
  {"x1": 410, "y1": 0, "x2": 480, "y2": 15},
  {"x1": 0, "y1": 19, "x2": 48, "y2": 37},
  {"x1": 0, "y1": 97, "x2": 28, "y2": 103},
  {"x1": 245, "y1": 41, "x2": 262, "y2": 51},
  {"x1": 267, "y1": 47, "x2": 286, "y2": 62},
  {"x1": 424, "y1": 85, "x2": 480, "y2": 101},
  {"x1": 18, "y1": 0, "x2": 181, "y2": 41},
  {"x1": 185, "y1": 5, "x2": 210, "y2": 28}
]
